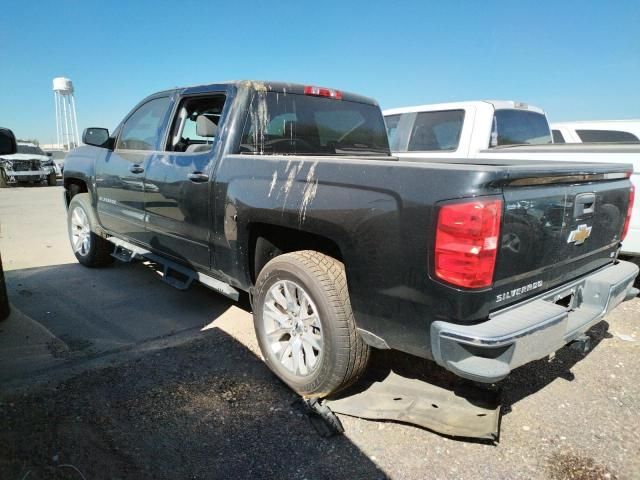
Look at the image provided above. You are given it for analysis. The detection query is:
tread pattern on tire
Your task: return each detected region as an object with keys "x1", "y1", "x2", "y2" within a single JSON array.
[{"x1": 263, "y1": 250, "x2": 370, "y2": 397}]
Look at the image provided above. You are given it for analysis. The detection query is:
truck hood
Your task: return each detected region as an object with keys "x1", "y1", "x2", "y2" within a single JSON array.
[{"x1": 0, "y1": 154, "x2": 49, "y2": 162}]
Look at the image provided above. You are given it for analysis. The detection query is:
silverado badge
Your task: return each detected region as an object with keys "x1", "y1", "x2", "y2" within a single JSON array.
[{"x1": 567, "y1": 224, "x2": 592, "y2": 245}]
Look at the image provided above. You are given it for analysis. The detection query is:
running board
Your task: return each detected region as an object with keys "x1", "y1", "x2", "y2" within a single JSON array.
[
  {"x1": 107, "y1": 236, "x2": 239, "y2": 301},
  {"x1": 110, "y1": 237, "x2": 149, "y2": 262}
]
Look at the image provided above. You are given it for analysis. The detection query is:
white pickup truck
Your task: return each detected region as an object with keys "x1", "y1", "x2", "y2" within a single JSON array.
[
  {"x1": 383, "y1": 101, "x2": 640, "y2": 259},
  {"x1": 551, "y1": 120, "x2": 640, "y2": 144}
]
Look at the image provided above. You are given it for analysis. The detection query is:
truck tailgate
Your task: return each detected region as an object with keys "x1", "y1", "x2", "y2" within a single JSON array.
[{"x1": 491, "y1": 165, "x2": 633, "y2": 310}]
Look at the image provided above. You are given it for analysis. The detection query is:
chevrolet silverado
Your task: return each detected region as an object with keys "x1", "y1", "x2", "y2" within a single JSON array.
[{"x1": 63, "y1": 81, "x2": 638, "y2": 397}]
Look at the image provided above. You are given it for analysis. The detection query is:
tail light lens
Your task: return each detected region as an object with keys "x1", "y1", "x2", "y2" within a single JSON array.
[
  {"x1": 435, "y1": 198, "x2": 503, "y2": 289},
  {"x1": 621, "y1": 185, "x2": 635, "y2": 241}
]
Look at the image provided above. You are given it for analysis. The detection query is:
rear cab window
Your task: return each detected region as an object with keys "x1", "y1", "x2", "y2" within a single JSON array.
[
  {"x1": 407, "y1": 110, "x2": 465, "y2": 151},
  {"x1": 239, "y1": 92, "x2": 389, "y2": 156},
  {"x1": 576, "y1": 129, "x2": 640, "y2": 143},
  {"x1": 491, "y1": 109, "x2": 551, "y2": 146}
]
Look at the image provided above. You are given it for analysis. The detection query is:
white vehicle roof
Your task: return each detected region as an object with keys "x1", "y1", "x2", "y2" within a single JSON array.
[
  {"x1": 383, "y1": 100, "x2": 545, "y2": 115},
  {"x1": 551, "y1": 120, "x2": 640, "y2": 130},
  {"x1": 552, "y1": 119, "x2": 640, "y2": 126},
  {"x1": 17, "y1": 142, "x2": 38, "y2": 147}
]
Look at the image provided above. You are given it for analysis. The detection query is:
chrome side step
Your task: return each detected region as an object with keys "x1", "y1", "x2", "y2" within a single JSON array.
[{"x1": 107, "y1": 236, "x2": 239, "y2": 301}]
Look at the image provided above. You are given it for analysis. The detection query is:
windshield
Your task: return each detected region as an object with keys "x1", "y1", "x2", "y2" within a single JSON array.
[
  {"x1": 492, "y1": 110, "x2": 552, "y2": 146},
  {"x1": 16, "y1": 145, "x2": 46, "y2": 155},
  {"x1": 239, "y1": 92, "x2": 390, "y2": 156}
]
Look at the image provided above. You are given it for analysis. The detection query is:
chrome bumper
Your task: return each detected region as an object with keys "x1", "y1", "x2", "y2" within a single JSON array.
[{"x1": 431, "y1": 261, "x2": 639, "y2": 383}]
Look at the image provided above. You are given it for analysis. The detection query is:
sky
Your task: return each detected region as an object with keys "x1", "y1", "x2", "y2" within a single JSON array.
[{"x1": 1, "y1": 0, "x2": 639, "y2": 143}]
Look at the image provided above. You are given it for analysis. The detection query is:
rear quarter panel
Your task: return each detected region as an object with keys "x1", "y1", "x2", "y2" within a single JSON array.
[{"x1": 214, "y1": 154, "x2": 505, "y2": 358}]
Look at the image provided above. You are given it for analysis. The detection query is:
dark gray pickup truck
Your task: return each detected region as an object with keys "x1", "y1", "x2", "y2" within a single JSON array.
[{"x1": 63, "y1": 80, "x2": 638, "y2": 397}]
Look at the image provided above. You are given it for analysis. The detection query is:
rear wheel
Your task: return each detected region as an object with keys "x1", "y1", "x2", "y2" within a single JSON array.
[
  {"x1": 67, "y1": 193, "x2": 114, "y2": 267},
  {"x1": 253, "y1": 251, "x2": 370, "y2": 397}
]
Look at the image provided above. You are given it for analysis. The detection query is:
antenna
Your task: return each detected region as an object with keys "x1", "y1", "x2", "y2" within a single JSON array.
[{"x1": 53, "y1": 77, "x2": 80, "y2": 150}]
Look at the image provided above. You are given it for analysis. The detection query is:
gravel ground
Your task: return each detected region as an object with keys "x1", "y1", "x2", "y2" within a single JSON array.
[{"x1": 1, "y1": 299, "x2": 639, "y2": 480}]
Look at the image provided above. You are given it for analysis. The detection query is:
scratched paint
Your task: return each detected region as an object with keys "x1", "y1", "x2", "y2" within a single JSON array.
[{"x1": 268, "y1": 171, "x2": 278, "y2": 197}]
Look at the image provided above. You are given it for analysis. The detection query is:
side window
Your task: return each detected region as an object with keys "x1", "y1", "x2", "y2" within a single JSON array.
[
  {"x1": 384, "y1": 114, "x2": 401, "y2": 150},
  {"x1": 167, "y1": 94, "x2": 227, "y2": 153},
  {"x1": 116, "y1": 97, "x2": 172, "y2": 151},
  {"x1": 576, "y1": 129, "x2": 640, "y2": 143},
  {"x1": 408, "y1": 110, "x2": 464, "y2": 151},
  {"x1": 552, "y1": 129, "x2": 566, "y2": 143}
]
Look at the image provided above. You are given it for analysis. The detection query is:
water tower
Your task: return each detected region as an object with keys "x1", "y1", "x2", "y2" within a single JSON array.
[{"x1": 53, "y1": 77, "x2": 80, "y2": 150}]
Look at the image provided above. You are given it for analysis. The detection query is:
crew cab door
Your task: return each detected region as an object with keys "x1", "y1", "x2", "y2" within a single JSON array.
[
  {"x1": 142, "y1": 91, "x2": 228, "y2": 269},
  {"x1": 95, "y1": 95, "x2": 173, "y2": 242}
]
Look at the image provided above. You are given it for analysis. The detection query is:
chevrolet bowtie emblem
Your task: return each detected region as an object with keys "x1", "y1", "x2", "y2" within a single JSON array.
[{"x1": 567, "y1": 224, "x2": 592, "y2": 245}]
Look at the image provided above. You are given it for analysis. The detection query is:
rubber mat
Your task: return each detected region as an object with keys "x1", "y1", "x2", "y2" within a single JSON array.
[{"x1": 325, "y1": 370, "x2": 501, "y2": 440}]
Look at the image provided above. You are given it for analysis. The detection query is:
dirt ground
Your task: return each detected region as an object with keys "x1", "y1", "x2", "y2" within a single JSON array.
[{"x1": 1, "y1": 186, "x2": 639, "y2": 479}]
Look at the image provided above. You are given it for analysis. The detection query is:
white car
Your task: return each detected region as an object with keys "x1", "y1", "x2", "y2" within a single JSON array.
[
  {"x1": 0, "y1": 142, "x2": 58, "y2": 187},
  {"x1": 551, "y1": 120, "x2": 640, "y2": 144}
]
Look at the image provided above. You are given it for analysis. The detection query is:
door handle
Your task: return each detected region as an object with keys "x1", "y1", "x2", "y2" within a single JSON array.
[
  {"x1": 574, "y1": 192, "x2": 595, "y2": 217},
  {"x1": 188, "y1": 172, "x2": 209, "y2": 183},
  {"x1": 129, "y1": 164, "x2": 144, "y2": 174}
]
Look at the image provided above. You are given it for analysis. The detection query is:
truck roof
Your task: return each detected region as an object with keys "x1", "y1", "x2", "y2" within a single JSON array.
[
  {"x1": 383, "y1": 100, "x2": 545, "y2": 115},
  {"x1": 156, "y1": 80, "x2": 380, "y2": 106}
]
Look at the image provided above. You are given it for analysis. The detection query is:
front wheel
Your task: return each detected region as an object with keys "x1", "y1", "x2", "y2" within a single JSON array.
[
  {"x1": 67, "y1": 193, "x2": 114, "y2": 267},
  {"x1": 47, "y1": 172, "x2": 57, "y2": 186},
  {"x1": 253, "y1": 251, "x2": 370, "y2": 397}
]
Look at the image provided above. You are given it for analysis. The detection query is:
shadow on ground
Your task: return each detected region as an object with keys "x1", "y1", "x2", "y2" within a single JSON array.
[
  {"x1": 0, "y1": 328, "x2": 387, "y2": 479},
  {"x1": 2, "y1": 261, "x2": 237, "y2": 377}
]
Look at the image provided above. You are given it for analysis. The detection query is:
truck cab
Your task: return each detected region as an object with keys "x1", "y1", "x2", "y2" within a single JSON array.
[{"x1": 384, "y1": 100, "x2": 551, "y2": 159}]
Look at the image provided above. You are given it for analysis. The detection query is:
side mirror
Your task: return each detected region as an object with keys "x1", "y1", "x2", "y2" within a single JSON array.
[
  {"x1": 83, "y1": 128, "x2": 113, "y2": 149},
  {"x1": 0, "y1": 128, "x2": 17, "y2": 155}
]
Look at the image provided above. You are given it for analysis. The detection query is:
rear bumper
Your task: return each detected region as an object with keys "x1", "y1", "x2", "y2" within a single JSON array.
[{"x1": 430, "y1": 260, "x2": 639, "y2": 383}]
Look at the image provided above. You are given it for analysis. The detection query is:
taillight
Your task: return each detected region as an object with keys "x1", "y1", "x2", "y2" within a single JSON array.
[
  {"x1": 621, "y1": 185, "x2": 635, "y2": 241},
  {"x1": 303, "y1": 85, "x2": 343, "y2": 100},
  {"x1": 435, "y1": 198, "x2": 503, "y2": 289}
]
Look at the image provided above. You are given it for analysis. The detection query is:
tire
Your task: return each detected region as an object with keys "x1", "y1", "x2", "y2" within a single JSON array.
[
  {"x1": 67, "y1": 193, "x2": 114, "y2": 267},
  {"x1": 0, "y1": 170, "x2": 7, "y2": 188},
  {"x1": 253, "y1": 251, "x2": 370, "y2": 397},
  {"x1": 47, "y1": 172, "x2": 57, "y2": 186}
]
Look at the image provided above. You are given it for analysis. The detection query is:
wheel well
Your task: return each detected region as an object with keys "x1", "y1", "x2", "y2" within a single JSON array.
[
  {"x1": 63, "y1": 178, "x2": 88, "y2": 207},
  {"x1": 249, "y1": 223, "x2": 343, "y2": 283}
]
